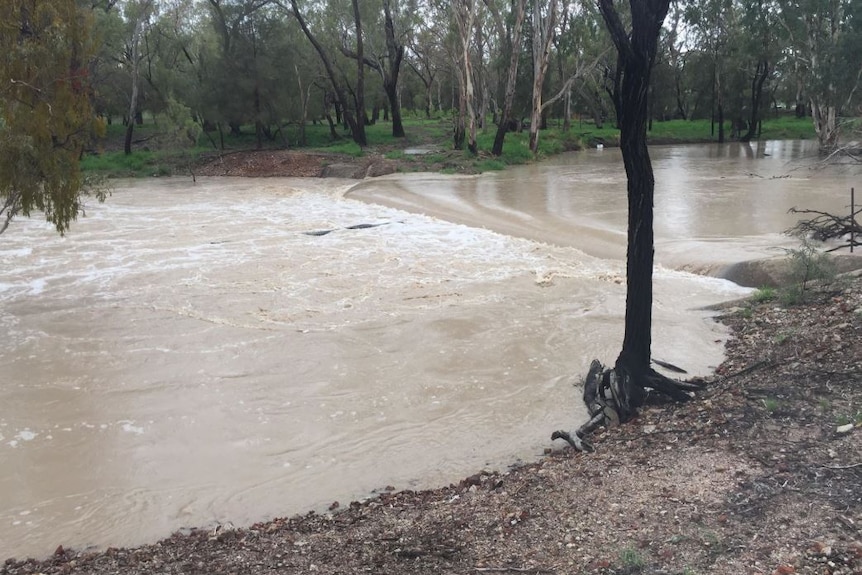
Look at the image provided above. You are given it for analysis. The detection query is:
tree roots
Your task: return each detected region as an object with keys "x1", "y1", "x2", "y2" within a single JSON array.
[{"x1": 551, "y1": 358, "x2": 704, "y2": 452}]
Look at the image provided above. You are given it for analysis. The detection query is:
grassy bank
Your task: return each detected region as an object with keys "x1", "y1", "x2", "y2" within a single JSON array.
[{"x1": 81, "y1": 115, "x2": 818, "y2": 178}]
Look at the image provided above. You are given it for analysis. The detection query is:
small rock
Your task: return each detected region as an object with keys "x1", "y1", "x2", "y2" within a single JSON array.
[{"x1": 836, "y1": 423, "x2": 854, "y2": 434}]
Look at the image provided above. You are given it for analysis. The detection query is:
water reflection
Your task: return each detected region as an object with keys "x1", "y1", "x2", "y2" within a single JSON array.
[{"x1": 352, "y1": 140, "x2": 859, "y2": 269}]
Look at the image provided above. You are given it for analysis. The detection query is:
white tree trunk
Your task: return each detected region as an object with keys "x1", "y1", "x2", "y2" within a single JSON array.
[{"x1": 528, "y1": 0, "x2": 558, "y2": 154}]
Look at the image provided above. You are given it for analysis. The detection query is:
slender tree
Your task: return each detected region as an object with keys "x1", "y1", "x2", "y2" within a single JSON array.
[
  {"x1": 452, "y1": 0, "x2": 477, "y2": 153},
  {"x1": 527, "y1": 0, "x2": 559, "y2": 154},
  {"x1": 285, "y1": 0, "x2": 366, "y2": 146},
  {"x1": 554, "y1": 0, "x2": 696, "y2": 452},
  {"x1": 484, "y1": 0, "x2": 527, "y2": 157}
]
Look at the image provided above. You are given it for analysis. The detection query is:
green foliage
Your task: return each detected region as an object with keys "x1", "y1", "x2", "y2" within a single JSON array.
[
  {"x1": 618, "y1": 547, "x2": 645, "y2": 570},
  {"x1": 0, "y1": 0, "x2": 107, "y2": 235},
  {"x1": 774, "y1": 331, "x2": 793, "y2": 345},
  {"x1": 779, "y1": 240, "x2": 837, "y2": 305},
  {"x1": 473, "y1": 159, "x2": 506, "y2": 172},
  {"x1": 835, "y1": 410, "x2": 862, "y2": 426},
  {"x1": 752, "y1": 286, "x2": 777, "y2": 303},
  {"x1": 762, "y1": 397, "x2": 781, "y2": 414}
]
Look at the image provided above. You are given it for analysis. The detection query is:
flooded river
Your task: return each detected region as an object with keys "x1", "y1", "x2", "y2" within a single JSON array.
[{"x1": 0, "y1": 141, "x2": 857, "y2": 559}]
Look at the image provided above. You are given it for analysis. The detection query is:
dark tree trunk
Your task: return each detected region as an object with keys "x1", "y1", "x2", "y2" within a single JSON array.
[
  {"x1": 350, "y1": 0, "x2": 367, "y2": 146},
  {"x1": 553, "y1": 0, "x2": 696, "y2": 444},
  {"x1": 382, "y1": 0, "x2": 405, "y2": 138},
  {"x1": 598, "y1": 0, "x2": 669, "y2": 373},
  {"x1": 289, "y1": 0, "x2": 365, "y2": 147},
  {"x1": 675, "y1": 76, "x2": 687, "y2": 119},
  {"x1": 491, "y1": 0, "x2": 526, "y2": 157},
  {"x1": 741, "y1": 60, "x2": 769, "y2": 142},
  {"x1": 717, "y1": 103, "x2": 725, "y2": 143},
  {"x1": 324, "y1": 111, "x2": 339, "y2": 140}
]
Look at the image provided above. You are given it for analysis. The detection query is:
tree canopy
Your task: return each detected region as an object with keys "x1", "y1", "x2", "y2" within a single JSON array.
[
  {"x1": 0, "y1": 0, "x2": 107, "y2": 235},
  {"x1": 2, "y1": 0, "x2": 861, "y2": 233}
]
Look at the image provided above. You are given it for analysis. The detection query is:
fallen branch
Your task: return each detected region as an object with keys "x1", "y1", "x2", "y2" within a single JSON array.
[
  {"x1": 474, "y1": 567, "x2": 552, "y2": 573},
  {"x1": 786, "y1": 206, "x2": 861, "y2": 250},
  {"x1": 819, "y1": 462, "x2": 862, "y2": 470}
]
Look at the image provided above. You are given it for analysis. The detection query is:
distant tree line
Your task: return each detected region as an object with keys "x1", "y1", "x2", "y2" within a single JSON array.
[
  {"x1": 2, "y1": 0, "x2": 861, "y2": 235},
  {"x1": 74, "y1": 0, "x2": 860, "y2": 154}
]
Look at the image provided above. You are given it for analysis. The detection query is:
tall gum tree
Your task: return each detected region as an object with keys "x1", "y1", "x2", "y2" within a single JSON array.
[
  {"x1": 452, "y1": 0, "x2": 478, "y2": 153},
  {"x1": 483, "y1": 0, "x2": 527, "y2": 157},
  {"x1": 553, "y1": 0, "x2": 699, "y2": 452},
  {"x1": 339, "y1": 0, "x2": 408, "y2": 138},
  {"x1": 780, "y1": 0, "x2": 862, "y2": 152},
  {"x1": 284, "y1": 0, "x2": 367, "y2": 146},
  {"x1": 0, "y1": 0, "x2": 107, "y2": 235},
  {"x1": 527, "y1": 0, "x2": 559, "y2": 154}
]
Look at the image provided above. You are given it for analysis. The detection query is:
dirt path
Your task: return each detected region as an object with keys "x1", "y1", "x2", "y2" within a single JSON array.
[{"x1": 4, "y1": 271, "x2": 861, "y2": 574}]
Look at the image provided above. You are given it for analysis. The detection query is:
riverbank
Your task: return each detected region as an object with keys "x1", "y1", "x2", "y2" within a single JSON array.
[
  {"x1": 4, "y1": 269, "x2": 860, "y2": 574},
  {"x1": 82, "y1": 116, "x2": 817, "y2": 179}
]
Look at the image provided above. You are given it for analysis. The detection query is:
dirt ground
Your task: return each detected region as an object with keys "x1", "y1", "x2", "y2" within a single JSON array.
[
  {"x1": 189, "y1": 147, "x2": 499, "y2": 179},
  {"x1": 3, "y1": 150, "x2": 861, "y2": 574}
]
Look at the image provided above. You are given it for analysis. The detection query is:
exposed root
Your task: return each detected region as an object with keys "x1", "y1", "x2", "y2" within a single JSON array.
[{"x1": 552, "y1": 357, "x2": 703, "y2": 452}]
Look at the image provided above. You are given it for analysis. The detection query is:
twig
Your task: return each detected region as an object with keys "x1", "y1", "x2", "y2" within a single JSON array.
[
  {"x1": 722, "y1": 360, "x2": 776, "y2": 382},
  {"x1": 474, "y1": 568, "x2": 552, "y2": 573},
  {"x1": 819, "y1": 462, "x2": 862, "y2": 470},
  {"x1": 705, "y1": 360, "x2": 777, "y2": 400}
]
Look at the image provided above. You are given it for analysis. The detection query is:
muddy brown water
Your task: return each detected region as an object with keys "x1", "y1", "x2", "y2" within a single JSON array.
[{"x1": 1, "y1": 141, "x2": 858, "y2": 559}]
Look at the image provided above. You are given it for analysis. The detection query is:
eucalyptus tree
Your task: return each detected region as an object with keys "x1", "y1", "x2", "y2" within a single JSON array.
[
  {"x1": 733, "y1": 0, "x2": 780, "y2": 141},
  {"x1": 483, "y1": 0, "x2": 527, "y2": 156},
  {"x1": 451, "y1": 0, "x2": 479, "y2": 153},
  {"x1": 122, "y1": 0, "x2": 155, "y2": 154},
  {"x1": 144, "y1": 0, "x2": 217, "y2": 144},
  {"x1": 207, "y1": 0, "x2": 296, "y2": 148},
  {"x1": 406, "y1": 15, "x2": 447, "y2": 118},
  {"x1": 662, "y1": 1, "x2": 690, "y2": 119},
  {"x1": 684, "y1": 0, "x2": 736, "y2": 142},
  {"x1": 779, "y1": 0, "x2": 862, "y2": 151},
  {"x1": 565, "y1": 4, "x2": 614, "y2": 129},
  {"x1": 338, "y1": 0, "x2": 411, "y2": 138},
  {"x1": 1, "y1": 0, "x2": 108, "y2": 235},
  {"x1": 544, "y1": 1, "x2": 609, "y2": 132},
  {"x1": 527, "y1": 0, "x2": 559, "y2": 153},
  {"x1": 285, "y1": 0, "x2": 367, "y2": 146},
  {"x1": 90, "y1": 3, "x2": 133, "y2": 122},
  {"x1": 554, "y1": 0, "x2": 699, "y2": 452}
]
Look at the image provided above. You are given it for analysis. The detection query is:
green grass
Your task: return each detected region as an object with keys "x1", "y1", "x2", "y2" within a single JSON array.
[
  {"x1": 762, "y1": 397, "x2": 781, "y2": 414},
  {"x1": 83, "y1": 113, "x2": 824, "y2": 178},
  {"x1": 80, "y1": 149, "x2": 174, "y2": 177},
  {"x1": 618, "y1": 547, "x2": 646, "y2": 570},
  {"x1": 751, "y1": 286, "x2": 777, "y2": 303},
  {"x1": 836, "y1": 410, "x2": 862, "y2": 426}
]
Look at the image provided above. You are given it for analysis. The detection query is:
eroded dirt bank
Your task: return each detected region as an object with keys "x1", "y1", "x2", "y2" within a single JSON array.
[{"x1": 4, "y1": 272, "x2": 861, "y2": 575}]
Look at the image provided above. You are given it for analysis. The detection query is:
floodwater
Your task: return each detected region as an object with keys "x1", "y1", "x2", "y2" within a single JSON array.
[{"x1": 0, "y1": 140, "x2": 856, "y2": 559}]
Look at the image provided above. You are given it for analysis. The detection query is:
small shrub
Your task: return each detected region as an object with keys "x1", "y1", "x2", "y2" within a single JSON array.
[
  {"x1": 618, "y1": 547, "x2": 645, "y2": 569},
  {"x1": 752, "y1": 286, "x2": 776, "y2": 303},
  {"x1": 762, "y1": 397, "x2": 781, "y2": 414},
  {"x1": 779, "y1": 239, "x2": 836, "y2": 305},
  {"x1": 774, "y1": 331, "x2": 793, "y2": 345}
]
